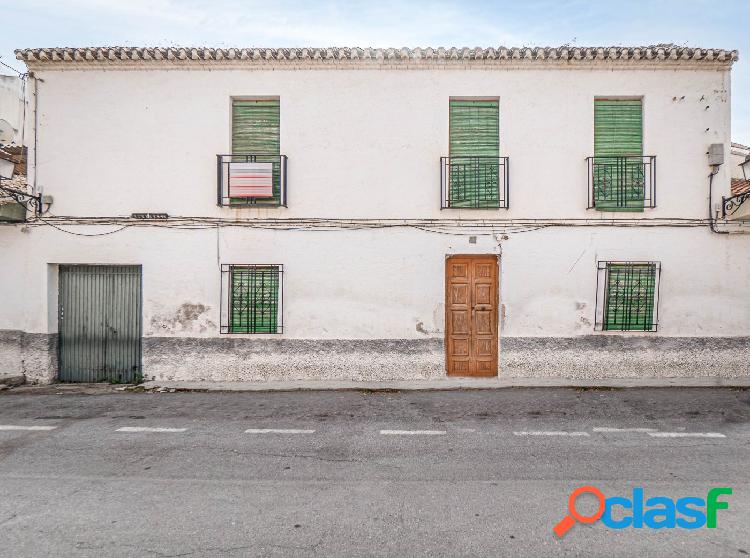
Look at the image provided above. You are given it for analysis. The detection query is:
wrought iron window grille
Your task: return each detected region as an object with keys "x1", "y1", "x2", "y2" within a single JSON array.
[
  {"x1": 721, "y1": 191, "x2": 750, "y2": 218},
  {"x1": 595, "y1": 261, "x2": 661, "y2": 332},
  {"x1": 217, "y1": 154, "x2": 287, "y2": 207},
  {"x1": 587, "y1": 156, "x2": 656, "y2": 210},
  {"x1": 220, "y1": 264, "x2": 284, "y2": 334},
  {"x1": 0, "y1": 181, "x2": 42, "y2": 216},
  {"x1": 440, "y1": 156, "x2": 509, "y2": 209}
]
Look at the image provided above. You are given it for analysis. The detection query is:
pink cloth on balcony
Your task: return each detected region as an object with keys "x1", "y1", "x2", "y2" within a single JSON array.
[{"x1": 229, "y1": 162, "x2": 274, "y2": 198}]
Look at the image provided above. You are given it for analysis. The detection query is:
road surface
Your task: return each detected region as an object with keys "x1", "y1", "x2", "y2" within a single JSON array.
[{"x1": 0, "y1": 387, "x2": 748, "y2": 557}]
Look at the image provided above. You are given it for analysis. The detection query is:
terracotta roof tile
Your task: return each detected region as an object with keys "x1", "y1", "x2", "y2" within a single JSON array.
[
  {"x1": 731, "y1": 178, "x2": 750, "y2": 196},
  {"x1": 14, "y1": 46, "x2": 739, "y2": 68}
]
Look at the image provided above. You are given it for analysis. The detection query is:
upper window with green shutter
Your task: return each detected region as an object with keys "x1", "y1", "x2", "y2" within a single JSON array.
[
  {"x1": 442, "y1": 99, "x2": 508, "y2": 209},
  {"x1": 589, "y1": 99, "x2": 655, "y2": 211},
  {"x1": 232, "y1": 99, "x2": 280, "y2": 155},
  {"x1": 218, "y1": 99, "x2": 286, "y2": 207}
]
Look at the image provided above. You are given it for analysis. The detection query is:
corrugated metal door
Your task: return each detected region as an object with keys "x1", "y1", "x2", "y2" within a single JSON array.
[{"x1": 58, "y1": 265, "x2": 142, "y2": 383}]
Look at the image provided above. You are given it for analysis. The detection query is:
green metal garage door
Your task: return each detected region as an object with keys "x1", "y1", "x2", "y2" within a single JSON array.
[{"x1": 58, "y1": 265, "x2": 142, "y2": 383}]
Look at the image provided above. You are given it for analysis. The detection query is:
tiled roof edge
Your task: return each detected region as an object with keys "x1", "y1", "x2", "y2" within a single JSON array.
[{"x1": 14, "y1": 46, "x2": 739, "y2": 67}]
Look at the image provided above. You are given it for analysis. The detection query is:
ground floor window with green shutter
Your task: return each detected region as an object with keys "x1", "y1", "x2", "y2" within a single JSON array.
[
  {"x1": 220, "y1": 264, "x2": 283, "y2": 334},
  {"x1": 595, "y1": 261, "x2": 660, "y2": 332},
  {"x1": 590, "y1": 99, "x2": 655, "y2": 211},
  {"x1": 443, "y1": 99, "x2": 508, "y2": 208}
]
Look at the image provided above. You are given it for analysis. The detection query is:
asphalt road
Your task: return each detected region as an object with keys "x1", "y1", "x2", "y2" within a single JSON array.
[{"x1": 0, "y1": 387, "x2": 748, "y2": 557}]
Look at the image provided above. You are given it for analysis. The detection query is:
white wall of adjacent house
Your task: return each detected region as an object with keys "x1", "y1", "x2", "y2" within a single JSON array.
[
  {"x1": 1, "y1": 62, "x2": 749, "y2": 382},
  {"x1": 0, "y1": 75, "x2": 25, "y2": 146},
  {"x1": 731, "y1": 143, "x2": 750, "y2": 179}
]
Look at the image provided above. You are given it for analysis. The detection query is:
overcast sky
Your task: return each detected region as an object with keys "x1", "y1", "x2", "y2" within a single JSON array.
[{"x1": 1, "y1": 0, "x2": 748, "y2": 141}]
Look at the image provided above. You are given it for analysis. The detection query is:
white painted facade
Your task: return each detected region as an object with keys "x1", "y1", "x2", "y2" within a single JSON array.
[{"x1": 1, "y1": 46, "x2": 749, "y2": 383}]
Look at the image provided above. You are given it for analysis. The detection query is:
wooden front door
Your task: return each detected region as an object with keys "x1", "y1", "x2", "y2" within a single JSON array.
[{"x1": 445, "y1": 255, "x2": 498, "y2": 377}]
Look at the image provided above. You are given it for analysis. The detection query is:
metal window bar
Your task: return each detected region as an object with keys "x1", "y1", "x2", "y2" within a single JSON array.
[
  {"x1": 440, "y1": 156, "x2": 509, "y2": 209},
  {"x1": 220, "y1": 264, "x2": 284, "y2": 334},
  {"x1": 587, "y1": 156, "x2": 656, "y2": 210},
  {"x1": 217, "y1": 154, "x2": 287, "y2": 207},
  {"x1": 595, "y1": 261, "x2": 661, "y2": 332}
]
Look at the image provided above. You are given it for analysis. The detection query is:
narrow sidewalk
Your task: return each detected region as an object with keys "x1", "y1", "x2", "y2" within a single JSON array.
[{"x1": 141, "y1": 376, "x2": 750, "y2": 392}]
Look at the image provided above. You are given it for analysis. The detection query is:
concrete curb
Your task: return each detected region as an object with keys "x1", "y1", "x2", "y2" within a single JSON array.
[
  {"x1": 0, "y1": 375, "x2": 25, "y2": 388},
  {"x1": 140, "y1": 377, "x2": 750, "y2": 392}
]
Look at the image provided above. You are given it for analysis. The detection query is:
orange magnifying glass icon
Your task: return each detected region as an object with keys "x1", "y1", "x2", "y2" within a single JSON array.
[{"x1": 553, "y1": 485, "x2": 606, "y2": 537}]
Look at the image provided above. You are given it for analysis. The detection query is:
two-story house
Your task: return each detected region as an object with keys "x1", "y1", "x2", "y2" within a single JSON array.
[{"x1": 1, "y1": 45, "x2": 748, "y2": 384}]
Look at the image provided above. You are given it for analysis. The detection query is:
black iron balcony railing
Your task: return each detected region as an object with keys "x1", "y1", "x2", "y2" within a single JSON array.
[
  {"x1": 587, "y1": 156, "x2": 656, "y2": 211},
  {"x1": 722, "y1": 191, "x2": 750, "y2": 218},
  {"x1": 440, "y1": 156, "x2": 509, "y2": 209},
  {"x1": 217, "y1": 154, "x2": 287, "y2": 207}
]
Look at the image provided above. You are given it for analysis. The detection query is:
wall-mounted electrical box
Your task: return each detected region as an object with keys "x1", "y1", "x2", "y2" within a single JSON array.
[{"x1": 708, "y1": 143, "x2": 725, "y2": 166}]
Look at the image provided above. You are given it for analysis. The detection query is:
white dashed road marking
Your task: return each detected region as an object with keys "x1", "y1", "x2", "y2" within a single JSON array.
[
  {"x1": 513, "y1": 431, "x2": 590, "y2": 437},
  {"x1": 647, "y1": 432, "x2": 726, "y2": 438},
  {"x1": 380, "y1": 430, "x2": 447, "y2": 436},
  {"x1": 244, "y1": 429, "x2": 316, "y2": 434},
  {"x1": 0, "y1": 425, "x2": 58, "y2": 431},
  {"x1": 593, "y1": 427, "x2": 658, "y2": 433},
  {"x1": 116, "y1": 427, "x2": 187, "y2": 433}
]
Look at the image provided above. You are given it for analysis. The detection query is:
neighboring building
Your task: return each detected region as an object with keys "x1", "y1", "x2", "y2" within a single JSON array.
[
  {"x1": 731, "y1": 142, "x2": 750, "y2": 192},
  {"x1": 728, "y1": 142, "x2": 750, "y2": 219},
  {"x1": 1, "y1": 45, "x2": 749, "y2": 384},
  {"x1": 731, "y1": 142, "x2": 750, "y2": 176},
  {"x1": 0, "y1": 75, "x2": 26, "y2": 146},
  {"x1": 0, "y1": 75, "x2": 29, "y2": 222}
]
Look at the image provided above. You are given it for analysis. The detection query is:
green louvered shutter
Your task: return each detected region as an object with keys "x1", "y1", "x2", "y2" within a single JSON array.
[
  {"x1": 594, "y1": 100, "x2": 644, "y2": 211},
  {"x1": 231, "y1": 99, "x2": 281, "y2": 204},
  {"x1": 604, "y1": 263, "x2": 656, "y2": 331},
  {"x1": 230, "y1": 266, "x2": 280, "y2": 333},
  {"x1": 449, "y1": 100, "x2": 500, "y2": 208},
  {"x1": 232, "y1": 99, "x2": 280, "y2": 154}
]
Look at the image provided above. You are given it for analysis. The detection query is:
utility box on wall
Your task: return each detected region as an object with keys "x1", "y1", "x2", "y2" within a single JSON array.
[{"x1": 708, "y1": 143, "x2": 725, "y2": 166}]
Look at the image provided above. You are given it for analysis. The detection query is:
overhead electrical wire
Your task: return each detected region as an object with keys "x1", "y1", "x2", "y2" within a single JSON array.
[
  {"x1": 17, "y1": 213, "x2": 738, "y2": 238},
  {"x1": 36, "y1": 218, "x2": 130, "y2": 237}
]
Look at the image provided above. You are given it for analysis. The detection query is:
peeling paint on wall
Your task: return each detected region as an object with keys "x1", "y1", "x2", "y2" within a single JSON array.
[{"x1": 149, "y1": 303, "x2": 215, "y2": 335}]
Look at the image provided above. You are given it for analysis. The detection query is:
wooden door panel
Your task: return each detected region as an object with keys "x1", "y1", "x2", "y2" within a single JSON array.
[
  {"x1": 451, "y1": 284, "x2": 469, "y2": 305},
  {"x1": 450, "y1": 360, "x2": 470, "y2": 375},
  {"x1": 474, "y1": 263, "x2": 493, "y2": 279},
  {"x1": 450, "y1": 262, "x2": 469, "y2": 278},
  {"x1": 451, "y1": 311, "x2": 470, "y2": 334},
  {"x1": 446, "y1": 255, "x2": 498, "y2": 377},
  {"x1": 475, "y1": 360, "x2": 495, "y2": 375},
  {"x1": 450, "y1": 337, "x2": 470, "y2": 356},
  {"x1": 474, "y1": 310, "x2": 493, "y2": 335},
  {"x1": 475, "y1": 338, "x2": 494, "y2": 357},
  {"x1": 475, "y1": 284, "x2": 492, "y2": 305}
]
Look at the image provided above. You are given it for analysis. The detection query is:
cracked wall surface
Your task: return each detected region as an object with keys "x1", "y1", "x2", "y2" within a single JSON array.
[{"x1": 0, "y1": 331, "x2": 57, "y2": 384}]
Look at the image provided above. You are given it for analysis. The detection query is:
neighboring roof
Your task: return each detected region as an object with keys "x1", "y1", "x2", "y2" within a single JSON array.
[
  {"x1": 732, "y1": 179, "x2": 750, "y2": 196},
  {"x1": 732, "y1": 142, "x2": 750, "y2": 152},
  {"x1": 14, "y1": 46, "x2": 739, "y2": 70}
]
